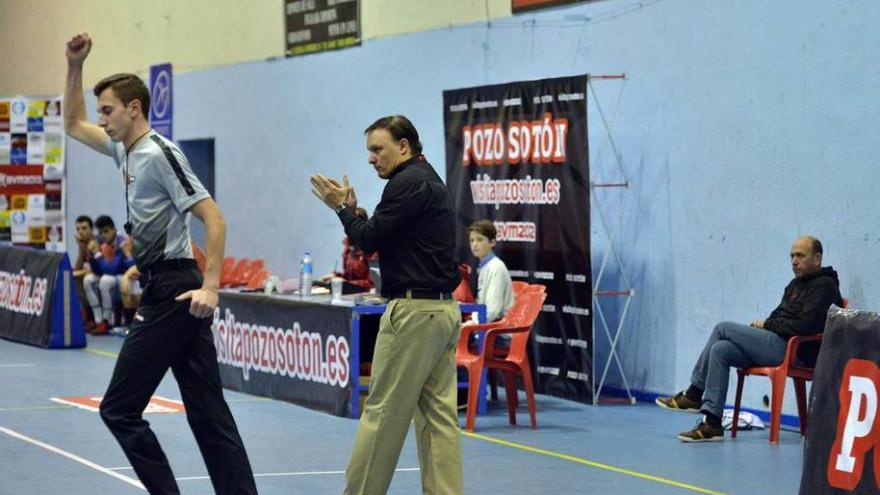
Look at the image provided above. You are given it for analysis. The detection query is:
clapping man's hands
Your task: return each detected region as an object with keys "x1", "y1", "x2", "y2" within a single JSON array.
[{"x1": 310, "y1": 174, "x2": 357, "y2": 210}]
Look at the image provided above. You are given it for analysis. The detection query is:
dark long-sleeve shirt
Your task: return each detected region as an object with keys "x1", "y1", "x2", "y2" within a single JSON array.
[
  {"x1": 338, "y1": 155, "x2": 459, "y2": 298},
  {"x1": 764, "y1": 266, "x2": 843, "y2": 339}
]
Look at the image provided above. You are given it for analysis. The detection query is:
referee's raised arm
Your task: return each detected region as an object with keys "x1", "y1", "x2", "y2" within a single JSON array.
[{"x1": 63, "y1": 33, "x2": 112, "y2": 156}]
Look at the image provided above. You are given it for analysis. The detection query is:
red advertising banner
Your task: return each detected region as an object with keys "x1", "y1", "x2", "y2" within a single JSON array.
[{"x1": 0, "y1": 165, "x2": 45, "y2": 196}]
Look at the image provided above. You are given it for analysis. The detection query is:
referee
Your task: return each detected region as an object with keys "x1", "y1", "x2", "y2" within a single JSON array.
[
  {"x1": 64, "y1": 33, "x2": 257, "y2": 494},
  {"x1": 311, "y1": 115, "x2": 462, "y2": 494}
]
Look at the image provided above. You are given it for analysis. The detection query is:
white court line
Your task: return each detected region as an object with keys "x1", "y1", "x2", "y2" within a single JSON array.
[
  {"x1": 0, "y1": 363, "x2": 35, "y2": 368},
  {"x1": 0, "y1": 425, "x2": 145, "y2": 491},
  {"x1": 175, "y1": 467, "x2": 420, "y2": 481},
  {"x1": 50, "y1": 397, "x2": 101, "y2": 412},
  {"x1": 0, "y1": 405, "x2": 71, "y2": 412}
]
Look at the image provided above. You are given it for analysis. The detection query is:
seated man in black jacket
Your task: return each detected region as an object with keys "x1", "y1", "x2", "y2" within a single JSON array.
[{"x1": 656, "y1": 236, "x2": 843, "y2": 442}]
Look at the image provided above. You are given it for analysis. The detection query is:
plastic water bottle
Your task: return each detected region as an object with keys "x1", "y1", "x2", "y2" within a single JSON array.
[{"x1": 299, "y1": 251, "x2": 313, "y2": 299}]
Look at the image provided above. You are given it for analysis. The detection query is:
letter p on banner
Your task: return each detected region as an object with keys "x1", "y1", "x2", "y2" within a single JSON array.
[{"x1": 828, "y1": 359, "x2": 880, "y2": 491}]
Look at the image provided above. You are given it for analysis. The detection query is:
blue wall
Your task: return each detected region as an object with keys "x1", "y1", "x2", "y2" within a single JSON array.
[{"x1": 66, "y1": 0, "x2": 880, "y2": 413}]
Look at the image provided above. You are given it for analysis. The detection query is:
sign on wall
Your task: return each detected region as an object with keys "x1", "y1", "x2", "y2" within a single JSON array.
[
  {"x1": 284, "y1": 0, "x2": 360, "y2": 57},
  {"x1": 444, "y1": 75, "x2": 594, "y2": 404},
  {"x1": 149, "y1": 63, "x2": 173, "y2": 140},
  {"x1": 0, "y1": 96, "x2": 65, "y2": 251}
]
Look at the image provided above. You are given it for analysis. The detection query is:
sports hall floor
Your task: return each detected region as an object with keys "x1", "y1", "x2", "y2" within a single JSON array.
[{"x1": 1, "y1": 335, "x2": 802, "y2": 494}]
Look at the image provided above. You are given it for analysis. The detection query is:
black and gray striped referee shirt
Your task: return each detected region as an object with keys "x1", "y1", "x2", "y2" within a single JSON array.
[{"x1": 107, "y1": 130, "x2": 210, "y2": 271}]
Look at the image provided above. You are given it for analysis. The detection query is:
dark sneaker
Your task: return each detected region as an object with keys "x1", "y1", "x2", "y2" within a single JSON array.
[
  {"x1": 655, "y1": 392, "x2": 700, "y2": 413},
  {"x1": 678, "y1": 421, "x2": 724, "y2": 443}
]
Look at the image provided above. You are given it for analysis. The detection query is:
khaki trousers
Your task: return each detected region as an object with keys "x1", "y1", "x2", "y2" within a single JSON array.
[{"x1": 345, "y1": 297, "x2": 462, "y2": 495}]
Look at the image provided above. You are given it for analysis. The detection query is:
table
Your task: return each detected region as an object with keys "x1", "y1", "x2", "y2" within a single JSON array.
[{"x1": 212, "y1": 291, "x2": 486, "y2": 419}]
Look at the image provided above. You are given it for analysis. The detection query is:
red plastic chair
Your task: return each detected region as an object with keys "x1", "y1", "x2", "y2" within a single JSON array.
[
  {"x1": 245, "y1": 269, "x2": 269, "y2": 291},
  {"x1": 511, "y1": 281, "x2": 529, "y2": 295},
  {"x1": 191, "y1": 242, "x2": 207, "y2": 274},
  {"x1": 220, "y1": 258, "x2": 250, "y2": 288},
  {"x1": 457, "y1": 291, "x2": 546, "y2": 431},
  {"x1": 731, "y1": 298, "x2": 848, "y2": 443},
  {"x1": 236, "y1": 259, "x2": 265, "y2": 287},
  {"x1": 463, "y1": 288, "x2": 524, "y2": 392},
  {"x1": 486, "y1": 286, "x2": 545, "y2": 400},
  {"x1": 452, "y1": 263, "x2": 475, "y2": 303},
  {"x1": 219, "y1": 257, "x2": 238, "y2": 287}
]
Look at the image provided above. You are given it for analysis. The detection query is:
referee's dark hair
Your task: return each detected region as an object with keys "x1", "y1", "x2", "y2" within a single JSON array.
[
  {"x1": 365, "y1": 115, "x2": 423, "y2": 155},
  {"x1": 94, "y1": 73, "x2": 151, "y2": 120}
]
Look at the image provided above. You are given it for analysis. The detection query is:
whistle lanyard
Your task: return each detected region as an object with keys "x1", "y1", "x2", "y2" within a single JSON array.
[{"x1": 123, "y1": 130, "x2": 150, "y2": 234}]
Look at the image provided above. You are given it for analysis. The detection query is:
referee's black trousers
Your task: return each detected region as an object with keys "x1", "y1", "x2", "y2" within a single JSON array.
[{"x1": 99, "y1": 268, "x2": 258, "y2": 494}]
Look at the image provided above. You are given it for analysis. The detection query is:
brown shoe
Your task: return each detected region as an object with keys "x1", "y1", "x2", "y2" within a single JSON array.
[
  {"x1": 678, "y1": 420, "x2": 724, "y2": 443},
  {"x1": 655, "y1": 392, "x2": 701, "y2": 413}
]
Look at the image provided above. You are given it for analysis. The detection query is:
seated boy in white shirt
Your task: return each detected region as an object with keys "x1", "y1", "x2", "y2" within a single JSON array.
[
  {"x1": 466, "y1": 220, "x2": 514, "y2": 329},
  {"x1": 457, "y1": 220, "x2": 516, "y2": 407}
]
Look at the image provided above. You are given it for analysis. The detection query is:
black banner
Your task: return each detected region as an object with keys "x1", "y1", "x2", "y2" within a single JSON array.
[
  {"x1": 212, "y1": 293, "x2": 354, "y2": 417},
  {"x1": 0, "y1": 246, "x2": 58, "y2": 346},
  {"x1": 512, "y1": 0, "x2": 589, "y2": 14},
  {"x1": 801, "y1": 307, "x2": 880, "y2": 494},
  {"x1": 284, "y1": 0, "x2": 360, "y2": 57},
  {"x1": 444, "y1": 75, "x2": 593, "y2": 404}
]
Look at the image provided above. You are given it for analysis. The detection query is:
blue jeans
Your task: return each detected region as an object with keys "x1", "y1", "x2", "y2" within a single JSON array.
[{"x1": 690, "y1": 321, "x2": 788, "y2": 417}]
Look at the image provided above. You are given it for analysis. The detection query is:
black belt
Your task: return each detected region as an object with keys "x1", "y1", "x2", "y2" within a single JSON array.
[
  {"x1": 140, "y1": 258, "x2": 197, "y2": 285},
  {"x1": 388, "y1": 289, "x2": 453, "y2": 301}
]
